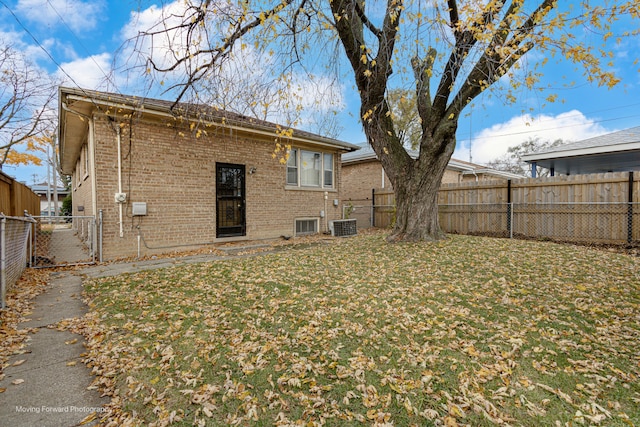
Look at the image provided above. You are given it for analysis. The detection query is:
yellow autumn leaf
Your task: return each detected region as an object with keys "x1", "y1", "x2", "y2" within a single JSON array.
[{"x1": 78, "y1": 412, "x2": 98, "y2": 425}]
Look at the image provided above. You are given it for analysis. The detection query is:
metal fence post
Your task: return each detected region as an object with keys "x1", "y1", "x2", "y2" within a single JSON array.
[
  {"x1": 25, "y1": 211, "x2": 33, "y2": 268},
  {"x1": 99, "y1": 209, "x2": 103, "y2": 263},
  {"x1": 509, "y1": 203, "x2": 514, "y2": 239},
  {"x1": 507, "y1": 180, "x2": 513, "y2": 239},
  {"x1": 1, "y1": 215, "x2": 6, "y2": 310},
  {"x1": 628, "y1": 171, "x2": 634, "y2": 244},
  {"x1": 371, "y1": 189, "x2": 375, "y2": 228}
]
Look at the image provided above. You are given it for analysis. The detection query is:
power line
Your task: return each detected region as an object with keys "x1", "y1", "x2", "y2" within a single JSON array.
[
  {"x1": 0, "y1": 1, "x2": 84, "y2": 89},
  {"x1": 0, "y1": 0, "x2": 116, "y2": 113},
  {"x1": 459, "y1": 99, "x2": 640, "y2": 140},
  {"x1": 44, "y1": 0, "x2": 120, "y2": 92},
  {"x1": 463, "y1": 113, "x2": 640, "y2": 142}
]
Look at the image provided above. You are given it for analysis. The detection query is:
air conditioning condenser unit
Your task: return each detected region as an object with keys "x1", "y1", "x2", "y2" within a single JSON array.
[{"x1": 330, "y1": 219, "x2": 357, "y2": 237}]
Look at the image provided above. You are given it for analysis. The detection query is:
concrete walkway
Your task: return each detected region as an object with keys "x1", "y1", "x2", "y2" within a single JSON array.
[
  {"x1": 0, "y1": 272, "x2": 109, "y2": 427},
  {"x1": 0, "y1": 245, "x2": 273, "y2": 426},
  {"x1": 49, "y1": 227, "x2": 91, "y2": 264}
]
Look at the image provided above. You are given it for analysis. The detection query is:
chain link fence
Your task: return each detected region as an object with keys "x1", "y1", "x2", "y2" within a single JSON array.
[
  {"x1": 370, "y1": 202, "x2": 640, "y2": 245},
  {"x1": 1, "y1": 214, "x2": 35, "y2": 309},
  {"x1": 343, "y1": 204, "x2": 373, "y2": 229},
  {"x1": 30, "y1": 216, "x2": 97, "y2": 268},
  {"x1": 439, "y1": 202, "x2": 640, "y2": 244},
  {"x1": 511, "y1": 203, "x2": 639, "y2": 244}
]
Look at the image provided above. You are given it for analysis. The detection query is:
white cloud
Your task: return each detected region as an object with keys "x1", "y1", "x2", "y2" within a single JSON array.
[
  {"x1": 16, "y1": 0, "x2": 104, "y2": 32},
  {"x1": 56, "y1": 53, "x2": 113, "y2": 90},
  {"x1": 458, "y1": 110, "x2": 611, "y2": 165}
]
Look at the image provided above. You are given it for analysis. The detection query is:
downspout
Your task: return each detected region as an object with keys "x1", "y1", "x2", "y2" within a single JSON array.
[
  {"x1": 323, "y1": 191, "x2": 328, "y2": 233},
  {"x1": 461, "y1": 170, "x2": 479, "y2": 182},
  {"x1": 116, "y1": 126, "x2": 124, "y2": 238},
  {"x1": 88, "y1": 119, "x2": 99, "y2": 256}
]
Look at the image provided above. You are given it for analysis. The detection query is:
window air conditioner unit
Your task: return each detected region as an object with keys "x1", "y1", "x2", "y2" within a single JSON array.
[{"x1": 330, "y1": 219, "x2": 357, "y2": 237}]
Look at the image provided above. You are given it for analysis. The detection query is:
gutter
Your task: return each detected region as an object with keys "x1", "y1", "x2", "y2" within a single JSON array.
[
  {"x1": 521, "y1": 142, "x2": 640, "y2": 162},
  {"x1": 64, "y1": 93, "x2": 359, "y2": 153}
]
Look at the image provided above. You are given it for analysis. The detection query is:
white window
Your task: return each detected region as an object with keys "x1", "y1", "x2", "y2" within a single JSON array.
[
  {"x1": 286, "y1": 148, "x2": 298, "y2": 185},
  {"x1": 301, "y1": 150, "x2": 321, "y2": 186},
  {"x1": 83, "y1": 144, "x2": 89, "y2": 180},
  {"x1": 81, "y1": 144, "x2": 89, "y2": 179},
  {"x1": 323, "y1": 153, "x2": 333, "y2": 187},
  {"x1": 286, "y1": 149, "x2": 334, "y2": 189},
  {"x1": 295, "y1": 218, "x2": 318, "y2": 235}
]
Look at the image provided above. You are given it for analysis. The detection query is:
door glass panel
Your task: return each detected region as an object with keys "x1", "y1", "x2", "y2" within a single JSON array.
[{"x1": 216, "y1": 163, "x2": 246, "y2": 237}]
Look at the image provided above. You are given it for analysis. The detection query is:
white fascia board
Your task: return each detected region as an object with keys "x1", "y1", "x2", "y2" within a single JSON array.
[
  {"x1": 447, "y1": 160, "x2": 475, "y2": 172},
  {"x1": 521, "y1": 142, "x2": 640, "y2": 162},
  {"x1": 64, "y1": 93, "x2": 359, "y2": 153},
  {"x1": 462, "y1": 169, "x2": 523, "y2": 179}
]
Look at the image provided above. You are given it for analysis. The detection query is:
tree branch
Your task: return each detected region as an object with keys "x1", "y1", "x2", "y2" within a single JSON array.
[
  {"x1": 431, "y1": 0, "x2": 511, "y2": 123},
  {"x1": 144, "y1": 0, "x2": 298, "y2": 107},
  {"x1": 354, "y1": 1, "x2": 382, "y2": 38},
  {"x1": 447, "y1": 0, "x2": 459, "y2": 33},
  {"x1": 412, "y1": 48, "x2": 436, "y2": 132}
]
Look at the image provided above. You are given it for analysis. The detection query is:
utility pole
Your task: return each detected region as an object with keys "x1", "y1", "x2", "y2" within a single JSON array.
[{"x1": 52, "y1": 133, "x2": 59, "y2": 216}]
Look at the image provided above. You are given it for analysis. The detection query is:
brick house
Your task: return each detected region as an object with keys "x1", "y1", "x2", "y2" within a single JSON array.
[
  {"x1": 57, "y1": 87, "x2": 358, "y2": 260},
  {"x1": 341, "y1": 146, "x2": 522, "y2": 227},
  {"x1": 342, "y1": 146, "x2": 522, "y2": 201}
]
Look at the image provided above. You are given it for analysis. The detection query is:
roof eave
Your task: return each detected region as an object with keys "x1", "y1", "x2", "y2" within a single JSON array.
[
  {"x1": 61, "y1": 88, "x2": 359, "y2": 155},
  {"x1": 521, "y1": 142, "x2": 640, "y2": 163}
]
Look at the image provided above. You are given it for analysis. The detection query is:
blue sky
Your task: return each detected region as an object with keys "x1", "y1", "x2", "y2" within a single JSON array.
[{"x1": 1, "y1": 0, "x2": 639, "y2": 184}]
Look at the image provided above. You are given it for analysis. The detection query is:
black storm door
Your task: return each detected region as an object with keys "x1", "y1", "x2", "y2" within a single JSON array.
[{"x1": 216, "y1": 163, "x2": 246, "y2": 237}]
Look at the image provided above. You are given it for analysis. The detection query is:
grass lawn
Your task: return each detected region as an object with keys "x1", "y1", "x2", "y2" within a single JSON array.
[{"x1": 77, "y1": 233, "x2": 639, "y2": 426}]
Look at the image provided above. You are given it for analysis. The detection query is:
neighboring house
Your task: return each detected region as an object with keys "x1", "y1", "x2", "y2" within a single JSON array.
[
  {"x1": 521, "y1": 126, "x2": 640, "y2": 177},
  {"x1": 30, "y1": 183, "x2": 69, "y2": 216},
  {"x1": 58, "y1": 87, "x2": 359, "y2": 260},
  {"x1": 342, "y1": 146, "x2": 522, "y2": 202}
]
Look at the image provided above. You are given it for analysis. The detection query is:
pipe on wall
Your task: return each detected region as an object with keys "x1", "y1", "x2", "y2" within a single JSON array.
[{"x1": 116, "y1": 126, "x2": 124, "y2": 238}]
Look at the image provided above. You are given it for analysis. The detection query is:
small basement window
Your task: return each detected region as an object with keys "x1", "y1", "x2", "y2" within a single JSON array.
[{"x1": 295, "y1": 218, "x2": 318, "y2": 236}]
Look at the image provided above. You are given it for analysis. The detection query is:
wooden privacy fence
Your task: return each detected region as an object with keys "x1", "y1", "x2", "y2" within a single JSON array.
[
  {"x1": 0, "y1": 171, "x2": 40, "y2": 216},
  {"x1": 0, "y1": 172, "x2": 40, "y2": 309},
  {"x1": 371, "y1": 171, "x2": 640, "y2": 245}
]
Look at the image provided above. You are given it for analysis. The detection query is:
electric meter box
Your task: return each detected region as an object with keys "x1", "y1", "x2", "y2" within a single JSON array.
[{"x1": 132, "y1": 202, "x2": 147, "y2": 216}]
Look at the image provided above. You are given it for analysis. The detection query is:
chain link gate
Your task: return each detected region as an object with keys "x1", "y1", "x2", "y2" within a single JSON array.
[{"x1": 30, "y1": 215, "x2": 97, "y2": 268}]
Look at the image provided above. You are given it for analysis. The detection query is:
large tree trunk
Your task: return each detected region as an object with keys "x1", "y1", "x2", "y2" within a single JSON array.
[
  {"x1": 364, "y1": 110, "x2": 457, "y2": 242},
  {"x1": 389, "y1": 149, "x2": 452, "y2": 242}
]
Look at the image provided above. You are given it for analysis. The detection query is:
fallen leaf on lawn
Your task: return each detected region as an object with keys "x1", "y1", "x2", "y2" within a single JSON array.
[
  {"x1": 77, "y1": 412, "x2": 97, "y2": 425},
  {"x1": 0, "y1": 387, "x2": 6, "y2": 393},
  {"x1": 12, "y1": 359, "x2": 26, "y2": 366},
  {"x1": 11, "y1": 379, "x2": 24, "y2": 385},
  {"x1": 444, "y1": 415, "x2": 459, "y2": 426},
  {"x1": 67, "y1": 360, "x2": 77, "y2": 366},
  {"x1": 65, "y1": 338, "x2": 78, "y2": 345},
  {"x1": 53, "y1": 232, "x2": 640, "y2": 426}
]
